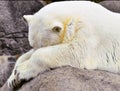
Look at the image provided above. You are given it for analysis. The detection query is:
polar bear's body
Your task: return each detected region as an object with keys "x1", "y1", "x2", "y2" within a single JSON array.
[{"x1": 8, "y1": 1, "x2": 120, "y2": 88}]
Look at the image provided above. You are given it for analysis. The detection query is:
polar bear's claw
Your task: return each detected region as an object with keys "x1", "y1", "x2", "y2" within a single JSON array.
[{"x1": 8, "y1": 70, "x2": 21, "y2": 88}]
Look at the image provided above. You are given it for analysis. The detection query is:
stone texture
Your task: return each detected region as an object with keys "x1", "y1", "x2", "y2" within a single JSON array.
[
  {"x1": 0, "y1": 1, "x2": 44, "y2": 55},
  {"x1": 0, "y1": 55, "x2": 17, "y2": 87},
  {"x1": 100, "y1": 1, "x2": 120, "y2": 13},
  {"x1": 1, "y1": 66, "x2": 120, "y2": 91}
]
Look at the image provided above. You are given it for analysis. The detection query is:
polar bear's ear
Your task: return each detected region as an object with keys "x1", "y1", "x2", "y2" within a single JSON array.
[{"x1": 23, "y1": 15, "x2": 33, "y2": 23}]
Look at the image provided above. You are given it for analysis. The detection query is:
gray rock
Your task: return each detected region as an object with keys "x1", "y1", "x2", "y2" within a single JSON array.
[
  {"x1": 0, "y1": 55, "x2": 17, "y2": 87},
  {"x1": 100, "y1": 1, "x2": 120, "y2": 13},
  {"x1": 1, "y1": 66, "x2": 120, "y2": 91},
  {"x1": 0, "y1": 1, "x2": 44, "y2": 55}
]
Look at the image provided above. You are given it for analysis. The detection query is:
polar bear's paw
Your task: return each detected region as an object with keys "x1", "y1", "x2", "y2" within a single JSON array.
[
  {"x1": 7, "y1": 61, "x2": 40, "y2": 88},
  {"x1": 7, "y1": 69, "x2": 21, "y2": 88}
]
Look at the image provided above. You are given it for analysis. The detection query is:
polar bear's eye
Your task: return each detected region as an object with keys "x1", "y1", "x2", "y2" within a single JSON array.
[{"x1": 52, "y1": 26, "x2": 61, "y2": 33}]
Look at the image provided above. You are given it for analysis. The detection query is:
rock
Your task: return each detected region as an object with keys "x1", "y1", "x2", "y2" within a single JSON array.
[
  {"x1": 0, "y1": 1, "x2": 44, "y2": 55},
  {"x1": 100, "y1": 1, "x2": 120, "y2": 13},
  {"x1": 1, "y1": 66, "x2": 120, "y2": 91},
  {"x1": 0, "y1": 55, "x2": 17, "y2": 87}
]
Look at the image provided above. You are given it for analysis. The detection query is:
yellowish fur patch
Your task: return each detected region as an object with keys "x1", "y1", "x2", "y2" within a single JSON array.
[
  {"x1": 60, "y1": 17, "x2": 72, "y2": 43},
  {"x1": 60, "y1": 17, "x2": 82, "y2": 43}
]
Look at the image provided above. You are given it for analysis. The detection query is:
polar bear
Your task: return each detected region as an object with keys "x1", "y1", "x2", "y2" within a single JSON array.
[{"x1": 7, "y1": 1, "x2": 120, "y2": 88}]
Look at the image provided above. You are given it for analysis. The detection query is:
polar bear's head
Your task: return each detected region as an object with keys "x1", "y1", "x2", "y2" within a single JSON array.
[
  {"x1": 23, "y1": 1, "x2": 89, "y2": 49},
  {"x1": 24, "y1": 14, "x2": 80, "y2": 49}
]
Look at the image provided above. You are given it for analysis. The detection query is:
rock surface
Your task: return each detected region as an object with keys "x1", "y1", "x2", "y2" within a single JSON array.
[
  {"x1": 0, "y1": 55, "x2": 18, "y2": 87},
  {"x1": 100, "y1": 1, "x2": 120, "y2": 13},
  {"x1": 0, "y1": 1, "x2": 44, "y2": 55},
  {"x1": 1, "y1": 66, "x2": 120, "y2": 91}
]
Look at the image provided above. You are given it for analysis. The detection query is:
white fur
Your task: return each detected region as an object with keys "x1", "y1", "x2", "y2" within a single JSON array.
[{"x1": 8, "y1": 1, "x2": 120, "y2": 88}]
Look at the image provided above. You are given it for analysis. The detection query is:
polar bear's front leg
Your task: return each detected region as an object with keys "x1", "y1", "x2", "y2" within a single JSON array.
[
  {"x1": 7, "y1": 44, "x2": 70, "y2": 88},
  {"x1": 15, "y1": 49, "x2": 35, "y2": 67},
  {"x1": 7, "y1": 49, "x2": 35, "y2": 88},
  {"x1": 8, "y1": 60, "x2": 49, "y2": 88}
]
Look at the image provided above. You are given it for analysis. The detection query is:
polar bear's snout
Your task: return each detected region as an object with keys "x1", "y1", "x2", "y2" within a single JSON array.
[{"x1": 24, "y1": 15, "x2": 65, "y2": 48}]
